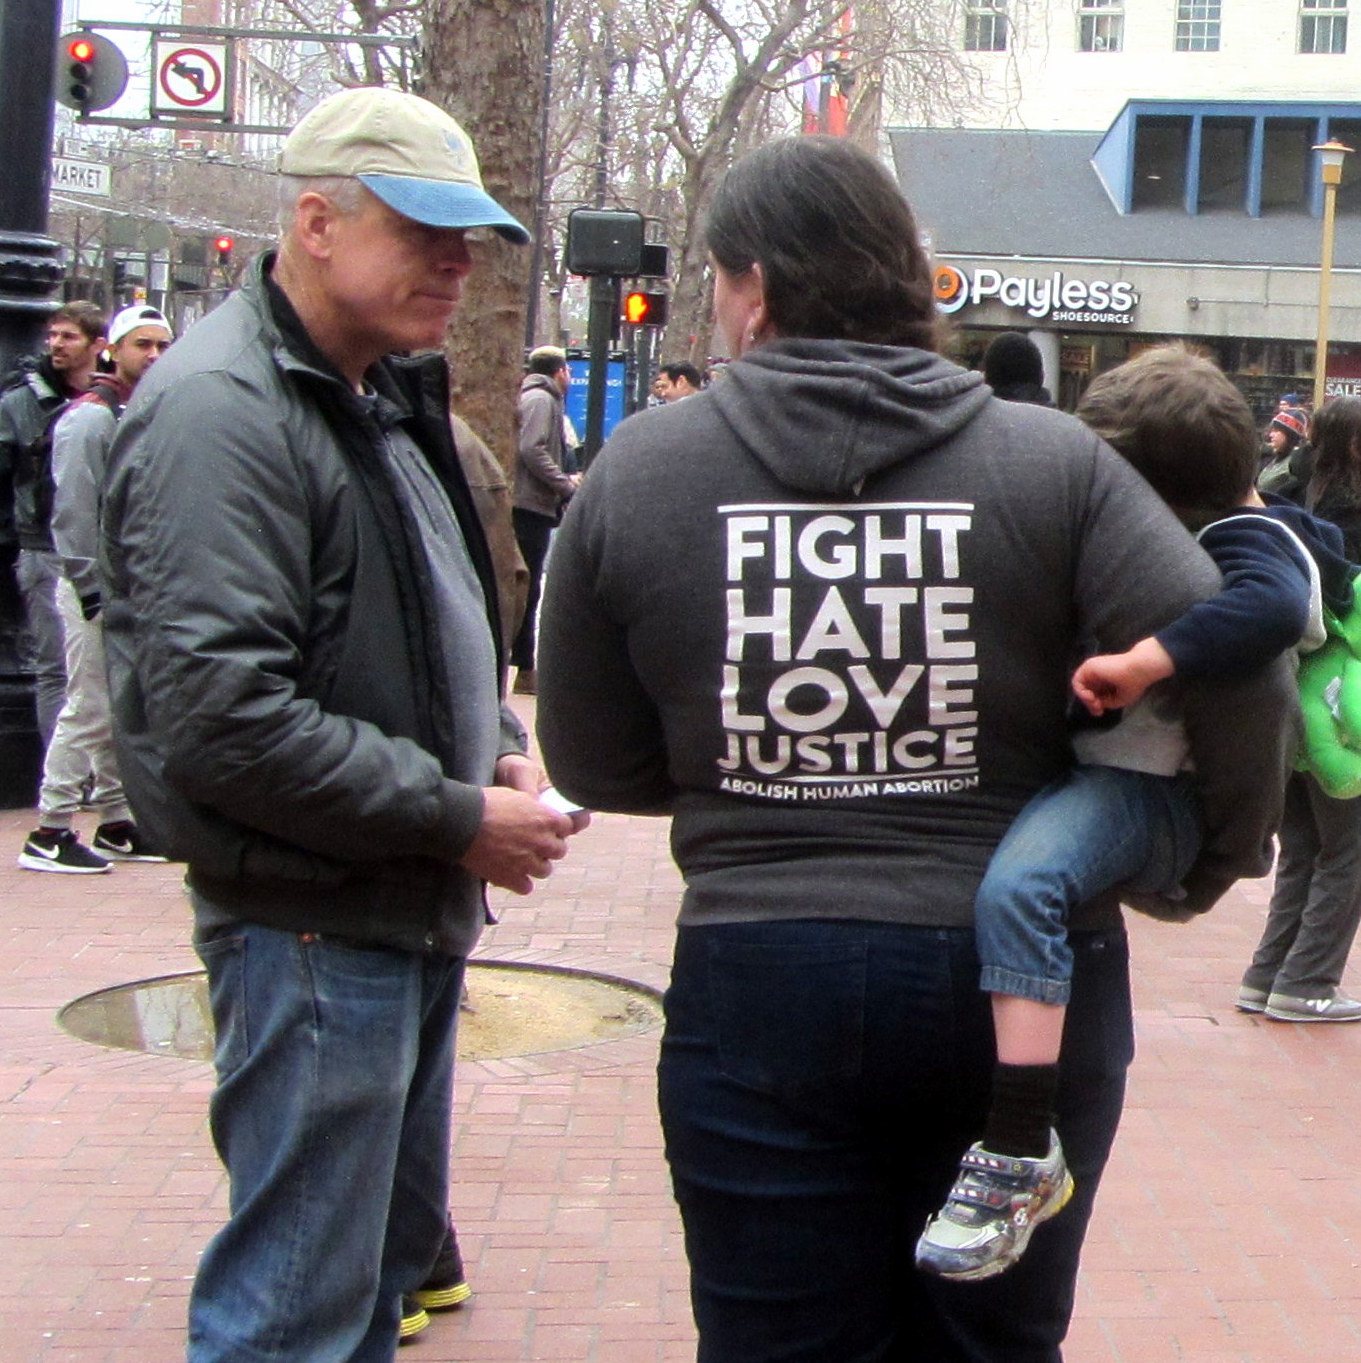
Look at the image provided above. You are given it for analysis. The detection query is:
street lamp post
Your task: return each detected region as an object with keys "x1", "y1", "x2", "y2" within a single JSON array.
[
  {"x1": 0, "y1": 0, "x2": 64, "y2": 809},
  {"x1": 1313, "y1": 139, "x2": 1352, "y2": 413}
]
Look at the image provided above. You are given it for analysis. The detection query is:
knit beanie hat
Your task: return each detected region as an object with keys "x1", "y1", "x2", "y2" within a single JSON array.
[
  {"x1": 1271, "y1": 407, "x2": 1308, "y2": 443},
  {"x1": 983, "y1": 331, "x2": 1044, "y2": 390}
]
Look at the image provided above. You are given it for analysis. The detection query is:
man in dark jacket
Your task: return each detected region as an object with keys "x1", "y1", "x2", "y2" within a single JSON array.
[
  {"x1": 510, "y1": 346, "x2": 578, "y2": 694},
  {"x1": 0, "y1": 301, "x2": 107, "y2": 743},
  {"x1": 101, "y1": 88, "x2": 582, "y2": 1363}
]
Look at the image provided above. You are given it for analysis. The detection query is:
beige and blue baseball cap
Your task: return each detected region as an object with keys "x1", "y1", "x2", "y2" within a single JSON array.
[{"x1": 280, "y1": 87, "x2": 530, "y2": 244}]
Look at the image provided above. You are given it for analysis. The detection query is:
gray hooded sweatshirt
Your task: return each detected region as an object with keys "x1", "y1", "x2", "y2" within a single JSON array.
[{"x1": 538, "y1": 339, "x2": 1296, "y2": 931}]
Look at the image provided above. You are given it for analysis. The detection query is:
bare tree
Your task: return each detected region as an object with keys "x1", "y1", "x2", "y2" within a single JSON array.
[
  {"x1": 420, "y1": 0, "x2": 546, "y2": 473},
  {"x1": 529, "y1": 0, "x2": 980, "y2": 365}
]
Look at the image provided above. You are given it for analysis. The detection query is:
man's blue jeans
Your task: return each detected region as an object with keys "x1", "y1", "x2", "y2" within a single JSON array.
[
  {"x1": 975, "y1": 766, "x2": 1201, "y2": 1004},
  {"x1": 188, "y1": 920, "x2": 464, "y2": 1363},
  {"x1": 658, "y1": 919, "x2": 1134, "y2": 1362}
]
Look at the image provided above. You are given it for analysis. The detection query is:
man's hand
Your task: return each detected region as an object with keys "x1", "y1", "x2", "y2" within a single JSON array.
[
  {"x1": 459, "y1": 754, "x2": 589, "y2": 894},
  {"x1": 1072, "y1": 637, "x2": 1175, "y2": 716},
  {"x1": 495, "y1": 752, "x2": 547, "y2": 796}
]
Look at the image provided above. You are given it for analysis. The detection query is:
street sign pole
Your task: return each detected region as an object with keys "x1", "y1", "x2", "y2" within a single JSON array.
[
  {"x1": 583, "y1": 275, "x2": 618, "y2": 467},
  {"x1": 0, "y1": 0, "x2": 64, "y2": 807}
]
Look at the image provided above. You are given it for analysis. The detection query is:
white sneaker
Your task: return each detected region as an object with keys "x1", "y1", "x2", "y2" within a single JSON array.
[{"x1": 1264, "y1": 989, "x2": 1361, "y2": 1022}]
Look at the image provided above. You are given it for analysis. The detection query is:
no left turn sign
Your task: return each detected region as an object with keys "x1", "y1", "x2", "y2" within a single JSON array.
[{"x1": 152, "y1": 38, "x2": 230, "y2": 117}]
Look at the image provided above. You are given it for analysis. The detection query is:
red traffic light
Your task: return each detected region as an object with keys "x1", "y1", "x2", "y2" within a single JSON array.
[
  {"x1": 214, "y1": 236, "x2": 234, "y2": 254},
  {"x1": 623, "y1": 289, "x2": 668, "y2": 327},
  {"x1": 55, "y1": 31, "x2": 130, "y2": 111}
]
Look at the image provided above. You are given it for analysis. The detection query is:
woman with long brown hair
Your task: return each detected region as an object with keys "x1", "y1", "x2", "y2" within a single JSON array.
[{"x1": 539, "y1": 136, "x2": 1294, "y2": 1360}]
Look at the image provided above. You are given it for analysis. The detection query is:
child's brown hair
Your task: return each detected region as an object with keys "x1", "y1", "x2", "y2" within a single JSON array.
[{"x1": 1076, "y1": 344, "x2": 1259, "y2": 529}]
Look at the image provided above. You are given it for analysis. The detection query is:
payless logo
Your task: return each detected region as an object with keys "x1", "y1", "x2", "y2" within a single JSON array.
[
  {"x1": 932, "y1": 265, "x2": 1138, "y2": 323},
  {"x1": 715, "y1": 502, "x2": 981, "y2": 803}
]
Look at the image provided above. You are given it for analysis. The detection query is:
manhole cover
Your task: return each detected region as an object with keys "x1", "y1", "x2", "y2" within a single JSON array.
[{"x1": 58, "y1": 961, "x2": 663, "y2": 1062}]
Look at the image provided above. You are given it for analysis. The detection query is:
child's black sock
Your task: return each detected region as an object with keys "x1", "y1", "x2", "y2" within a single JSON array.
[{"x1": 982, "y1": 1062, "x2": 1060, "y2": 1159}]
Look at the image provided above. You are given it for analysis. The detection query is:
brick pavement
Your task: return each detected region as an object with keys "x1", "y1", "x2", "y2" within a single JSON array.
[{"x1": 3, "y1": 697, "x2": 1360, "y2": 1361}]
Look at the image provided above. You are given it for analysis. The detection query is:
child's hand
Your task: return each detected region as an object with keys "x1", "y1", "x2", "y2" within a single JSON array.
[{"x1": 1071, "y1": 637, "x2": 1175, "y2": 716}]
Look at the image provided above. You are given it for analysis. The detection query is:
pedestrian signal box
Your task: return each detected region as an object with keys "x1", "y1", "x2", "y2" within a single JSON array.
[{"x1": 567, "y1": 209, "x2": 645, "y2": 277}]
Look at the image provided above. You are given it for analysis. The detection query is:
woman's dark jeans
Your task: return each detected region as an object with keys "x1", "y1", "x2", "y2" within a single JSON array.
[{"x1": 658, "y1": 919, "x2": 1133, "y2": 1363}]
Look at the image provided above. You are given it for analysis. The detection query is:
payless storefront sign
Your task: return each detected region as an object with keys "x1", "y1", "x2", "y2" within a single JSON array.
[{"x1": 934, "y1": 265, "x2": 1139, "y2": 326}]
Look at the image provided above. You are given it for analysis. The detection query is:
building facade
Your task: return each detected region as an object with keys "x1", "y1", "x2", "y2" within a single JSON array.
[
  {"x1": 949, "y1": 0, "x2": 1361, "y2": 131},
  {"x1": 890, "y1": 1, "x2": 1361, "y2": 413}
]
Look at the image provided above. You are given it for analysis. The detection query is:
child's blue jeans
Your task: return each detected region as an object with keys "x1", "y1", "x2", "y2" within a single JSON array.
[{"x1": 976, "y1": 765, "x2": 1202, "y2": 1005}]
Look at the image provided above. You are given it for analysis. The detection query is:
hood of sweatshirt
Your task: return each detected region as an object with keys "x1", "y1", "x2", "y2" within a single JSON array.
[
  {"x1": 520, "y1": 372, "x2": 562, "y2": 401},
  {"x1": 707, "y1": 338, "x2": 991, "y2": 497}
]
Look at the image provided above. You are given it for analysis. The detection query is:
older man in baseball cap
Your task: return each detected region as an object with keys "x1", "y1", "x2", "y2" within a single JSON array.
[{"x1": 101, "y1": 88, "x2": 582, "y2": 1362}]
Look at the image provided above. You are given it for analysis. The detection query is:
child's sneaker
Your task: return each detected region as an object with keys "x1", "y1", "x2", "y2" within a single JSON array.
[
  {"x1": 18, "y1": 827, "x2": 111, "y2": 874},
  {"x1": 916, "y1": 1130, "x2": 1073, "y2": 1281}
]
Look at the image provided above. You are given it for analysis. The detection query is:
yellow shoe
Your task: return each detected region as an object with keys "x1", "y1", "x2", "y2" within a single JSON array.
[{"x1": 398, "y1": 1296, "x2": 430, "y2": 1343}]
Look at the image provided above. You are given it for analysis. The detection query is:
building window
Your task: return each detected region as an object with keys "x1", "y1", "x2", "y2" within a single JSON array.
[
  {"x1": 1261, "y1": 118, "x2": 1313, "y2": 211},
  {"x1": 965, "y1": 1, "x2": 1007, "y2": 51},
  {"x1": 1079, "y1": 0, "x2": 1125, "y2": 50},
  {"x1": 1198, "y1": 117, "x2": 1253, "y2": 209},
  {"x1": 1133, "y1": 116, "x2": 1191, "y2": 208},
  {"x1": 1175, "y1": 0, "x2": 1222, "y2": 50},
  {"x1": 1301, "y1": 0, "x2": 1348, "y2": 52}
]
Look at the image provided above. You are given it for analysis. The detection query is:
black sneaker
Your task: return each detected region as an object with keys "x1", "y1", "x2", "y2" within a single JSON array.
[
  {"x1": 412, "y1": 1219, "x2": 472, "y2": 1311},
  {"x1": 398, "y1": 1295, "x2": 430, "y2": 1343},
  {"x1": 91, "y1": 821, "x2": 168, "y2": 863},
  {"x1": 18, "y1": 827, "x2": 111, "y2": 874}
]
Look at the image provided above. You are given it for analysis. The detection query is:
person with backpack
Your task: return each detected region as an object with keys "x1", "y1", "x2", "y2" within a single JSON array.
[
  {"x1": 0, "y1": 301, "x2": 108, "y2": 745},
  {"x1": 17, "y1": 306, "x2": 172, "y2": 873},
  {"x1": 1236, "y1": 396, "x2": 1361, "y2": 1019}
]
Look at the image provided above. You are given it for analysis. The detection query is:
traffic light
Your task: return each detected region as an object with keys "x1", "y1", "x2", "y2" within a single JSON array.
[
  {"x1": 214, "y1": 235, "x2": 234, "y2": 267},
  {"x1": 55, "y1": 31, "x2": 129, "y2": 113},
  {"x1": 622, "y1": 289, "x2": 668, "y2": 327}
]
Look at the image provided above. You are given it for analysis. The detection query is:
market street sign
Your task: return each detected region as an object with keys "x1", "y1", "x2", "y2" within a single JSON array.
[{"x1": 51, "y1": 156, "x2": 110, "y2": 197}]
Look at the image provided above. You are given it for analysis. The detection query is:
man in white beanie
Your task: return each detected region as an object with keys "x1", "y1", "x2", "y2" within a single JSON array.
[
  {"x1": 100, "y1": 88, "x2": 584, "y2": 1361},
  {"x1": 18, "y1": 304, "x2": 172, "y2": 873}
]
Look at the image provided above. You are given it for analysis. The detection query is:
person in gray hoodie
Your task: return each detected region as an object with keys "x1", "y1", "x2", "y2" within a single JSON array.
[{"x1": 537, "y1": 137, "x2": 1296, "y2": 1361}]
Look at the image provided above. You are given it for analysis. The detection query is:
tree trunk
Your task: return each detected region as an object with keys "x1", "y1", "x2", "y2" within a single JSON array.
[{"x1": 421, "y1": 0, "x2": 545, "y2": 474}]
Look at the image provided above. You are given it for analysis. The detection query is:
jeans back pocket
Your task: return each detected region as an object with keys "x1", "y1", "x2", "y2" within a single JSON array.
[{"x1": 705, "y1": 932, "x2": 867, "y2": 1102}]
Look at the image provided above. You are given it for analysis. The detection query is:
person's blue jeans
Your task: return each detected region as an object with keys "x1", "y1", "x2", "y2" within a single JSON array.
[
  {"x1": 188, "y1": 919, "x2": 464, "y2": 1363},
  {"x1": 975, "y1": 766, "x2": 1202, "y2": 1005},
  {"x1": 658, "y1": 919, "x2": 1134, "y2": 1362}
]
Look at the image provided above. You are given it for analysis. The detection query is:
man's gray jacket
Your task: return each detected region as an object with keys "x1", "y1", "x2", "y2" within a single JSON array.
[
  {"x1": 101, "y1": 254, "x2": 516, "y2": 957},
  {"x1": 513, "y1": 372, "x2": 575, "y2": 518}
]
